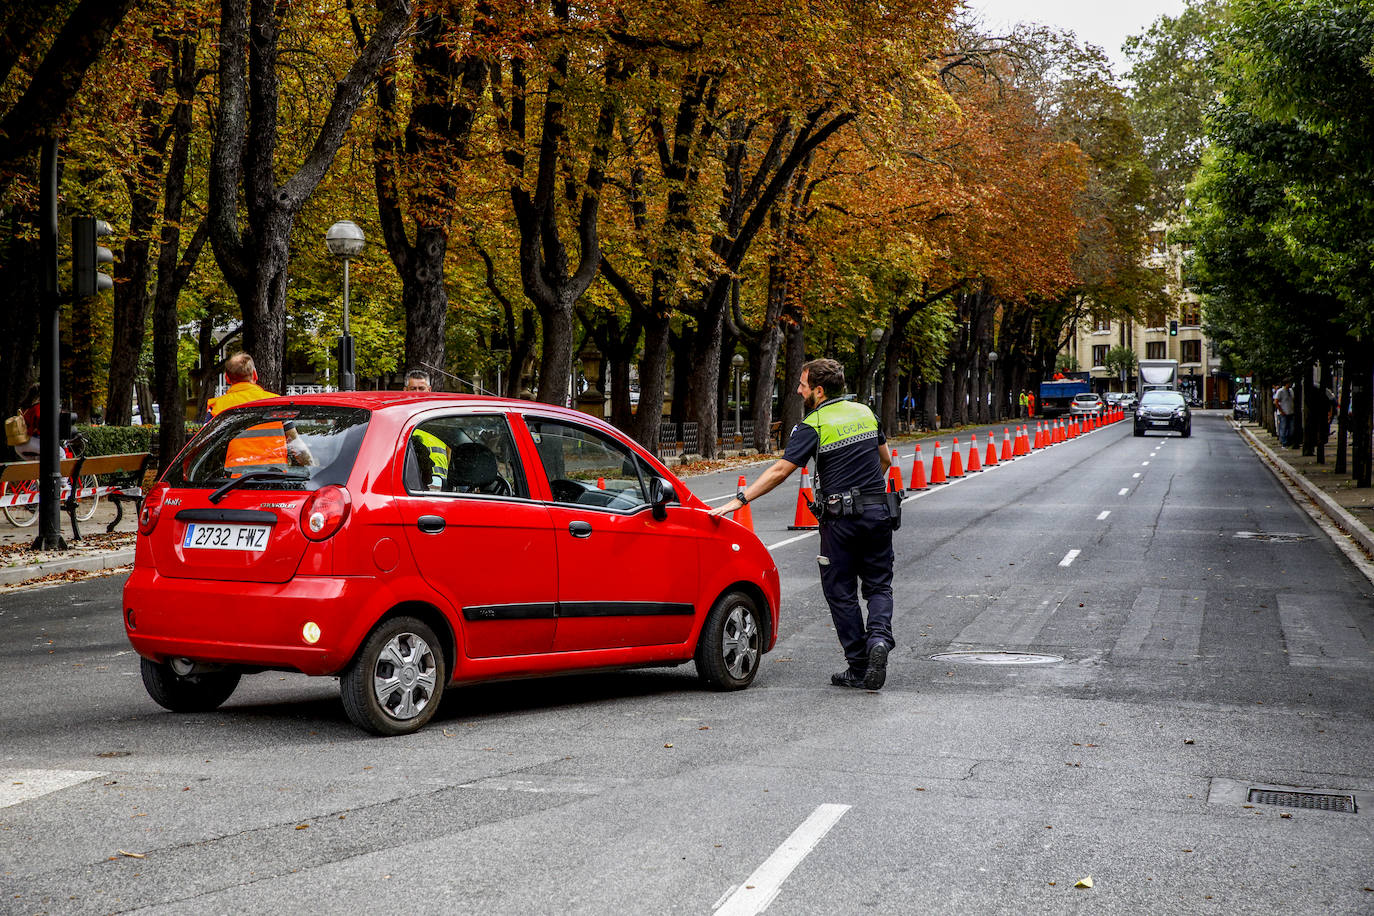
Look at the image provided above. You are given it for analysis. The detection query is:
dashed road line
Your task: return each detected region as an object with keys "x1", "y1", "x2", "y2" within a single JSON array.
[
  {"x1": 1, "y1": 769, "x2": 106, "y2": 809},
  {"x1": 714, "y1": 804, "x2": 851, "y2": 916},
  {"x1": 1097, "y1": 511, "x2": 1110, "y2": 520},
  {"x1": 1118, "y1": 488, "x2": 1130, "y2": 496},
  {"x1": 1059, "y1": 549, "x2": 1081, "y2": 567}
]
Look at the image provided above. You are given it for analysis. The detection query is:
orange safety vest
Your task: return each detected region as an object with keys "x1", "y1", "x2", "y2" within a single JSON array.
[{"x1": 210, "y1": 382, "x2": 287, "y2": 472}]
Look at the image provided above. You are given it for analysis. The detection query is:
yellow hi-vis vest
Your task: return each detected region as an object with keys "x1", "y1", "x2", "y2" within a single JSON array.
[
  {"x1": 412, "y1": 428, "x2": 450, "y2": 487},
  {"x1": 802, "y1": 398, "x2": 880, "y2": 455}
]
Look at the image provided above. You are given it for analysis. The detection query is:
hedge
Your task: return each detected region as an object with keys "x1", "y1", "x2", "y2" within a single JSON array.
[{"x1": 75, "y1": 424, "x2": 204, "y2": 458}]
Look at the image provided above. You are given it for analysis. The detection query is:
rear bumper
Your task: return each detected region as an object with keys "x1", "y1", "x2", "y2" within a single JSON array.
[{"x1": 123, "y1": 568, "x2": 378, "y2": 675}]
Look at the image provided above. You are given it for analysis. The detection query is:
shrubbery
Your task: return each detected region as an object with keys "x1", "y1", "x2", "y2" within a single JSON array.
[{"x1": 75, "y1": 424, "x2": 203, "y2": 457}]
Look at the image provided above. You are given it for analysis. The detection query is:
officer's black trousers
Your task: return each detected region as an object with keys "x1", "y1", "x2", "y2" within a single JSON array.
[{"x1": 817, "y1": 504, "x2": 895, "y2": 672}]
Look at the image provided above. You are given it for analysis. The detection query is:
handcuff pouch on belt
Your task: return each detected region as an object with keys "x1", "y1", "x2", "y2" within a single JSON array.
[{"x1": 809, "y1": 487, "x2": 902, "y2": 530}]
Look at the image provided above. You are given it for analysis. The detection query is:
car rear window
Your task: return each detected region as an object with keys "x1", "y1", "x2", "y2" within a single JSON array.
[{"x1": 164, "y1": 405, "x2": 370, "y2": 490}]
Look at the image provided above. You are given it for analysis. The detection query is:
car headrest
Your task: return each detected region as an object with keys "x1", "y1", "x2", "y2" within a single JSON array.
[{"x1": 448, "y1": 442, "x2": 499, "y2": 490}]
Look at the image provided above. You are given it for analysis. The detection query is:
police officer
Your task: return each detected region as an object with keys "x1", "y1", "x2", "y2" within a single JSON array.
[
  {"x1": 711, "y1": 358, "x2": 895, "y2": 689},
  {"x1": 403, "y1": 370, "x2": 450, "y2": 488}
]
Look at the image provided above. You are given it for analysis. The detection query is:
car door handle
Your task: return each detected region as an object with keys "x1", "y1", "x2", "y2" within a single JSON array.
[
  {"x1": 568, "y1": 520, "x2": 593, "y2": 538},
  {"x1": 416, "y1": 515, "x2": 445, "y2": 534}
]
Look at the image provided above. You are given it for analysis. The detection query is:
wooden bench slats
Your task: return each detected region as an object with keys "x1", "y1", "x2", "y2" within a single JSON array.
[{"x1": 0, "y1": 451, "x2": 153, "y2": 539}]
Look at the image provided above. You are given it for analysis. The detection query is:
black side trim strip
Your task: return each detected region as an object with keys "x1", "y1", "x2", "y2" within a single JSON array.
[
  {"x1": 461, "y1": 601, "x2": 697, "y2": 622},
  {"x1": 556, "y1": 601, "x2": 696, "y2": 618},
  {"x1": 174, "y1": 508, "x2": 278, "y2": 524},
  {"x1": 463, "y1": 602, "x2": 559, "y2": 622}
]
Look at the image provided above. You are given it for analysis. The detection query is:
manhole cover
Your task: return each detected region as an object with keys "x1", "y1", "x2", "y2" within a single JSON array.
[
  {"x1": 1234, "y1": 531, "x2": 1312, "y2": 543},
  {"x1": 928, "y1": 650, "x2": 1064, "y2": 665}
]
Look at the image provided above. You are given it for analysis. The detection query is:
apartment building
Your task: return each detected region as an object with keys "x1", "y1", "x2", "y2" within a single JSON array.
[{"x1": 1062, "y1": 224, "x2": 1230, "y2": 407}]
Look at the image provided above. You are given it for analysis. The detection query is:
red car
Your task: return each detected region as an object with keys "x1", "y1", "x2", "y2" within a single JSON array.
[{"x1": 123, "y1": 393, "x2": 780, "y2": 735}]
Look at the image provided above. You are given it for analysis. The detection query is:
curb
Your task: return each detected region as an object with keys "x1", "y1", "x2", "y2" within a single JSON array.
[
  {"x1": 1236, "y1": 423, "x2": 1374, "y2": 559},
  {"x1": 0, "y1": 548, "x2": 136, "y2": 587}
]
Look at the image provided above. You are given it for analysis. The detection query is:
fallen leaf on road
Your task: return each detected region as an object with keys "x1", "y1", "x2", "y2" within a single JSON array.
[
  {"x1": 1279, "y1": 813, "x2": 1292, "y2": 819},
  {"x1": 117, "y1": 850, "x2": 145, "y2": 859},
  {"x1": 664, "y1": 743, "x2": 674, "y2": 748},
  {"x1": 1074, "y1": 877, "x2": 1093, "y2": 889},
  {"x1": 295, "y1": 824, "x2": 309, "y2": 830},
  {"x1": 1183, "y1": 738, "x2": 1195, "y2": 745}
]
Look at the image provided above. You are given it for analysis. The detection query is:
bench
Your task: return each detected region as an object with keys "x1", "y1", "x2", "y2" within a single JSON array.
[{"x1": 0, "y1": 452, "x2": 153, "y2": 539}]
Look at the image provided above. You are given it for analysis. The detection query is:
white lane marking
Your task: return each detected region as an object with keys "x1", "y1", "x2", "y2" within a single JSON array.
[
  {"x1": 1141, "y1": 461, "x2": 1150, "y2": 466},
  {"x1": 1097, "y1": 511, "x2": 1110, "y2": 520},
  {"x1": 714, "y1": 804, "x2": 851, "y2": 916},
  {"x1": 0, "y1": 769, "x2": 106, "y2": 809},
  {"x1": 702, "y1": 493, "x2": 738, "y2": 504},
  {"x1": 767, "y1": 531, "x2": 818, "y2": 550},
  {"x1": 1133, "y1": 473, "x2": 1141, "y2": 479},
  {"x1": 1058, "y1": 549, "x2": 1081, "y2": 567},
  {"x1": 1118, "y1": 488, "x2": 1130, "y2": 496}
]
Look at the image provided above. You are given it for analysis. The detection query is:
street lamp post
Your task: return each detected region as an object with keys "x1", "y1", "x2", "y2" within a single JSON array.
[
  {"x1": 731, "y1": 353, "x2": 745, "y2": 441},
  {"x1": 987, "y1": 350, "x2": 998, "y2": 421},
  {"x1": 325, "y1": 220, "x2": 365, "y2": 391}
]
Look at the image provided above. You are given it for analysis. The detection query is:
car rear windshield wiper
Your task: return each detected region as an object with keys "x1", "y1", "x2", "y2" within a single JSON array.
[{"x1": 208, "y1": 469, "x2": 287, "y2": 504}]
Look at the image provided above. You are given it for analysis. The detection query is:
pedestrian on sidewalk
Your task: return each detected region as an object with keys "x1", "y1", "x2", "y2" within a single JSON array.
[
  {"x1": 1018, "y1": 390, "x2": 1028, "y2": 418},
  {"x1": 1273, "y1": 381, "x2": 1295, "y2": 447},
  {"x1": 711, "y1": 358, "x2": 897, "y2": 690}
]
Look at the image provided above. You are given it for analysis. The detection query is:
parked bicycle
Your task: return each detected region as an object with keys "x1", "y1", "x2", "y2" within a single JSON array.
[{"x1": 3, "y1": 433, "x2": 100, "y2": 527}]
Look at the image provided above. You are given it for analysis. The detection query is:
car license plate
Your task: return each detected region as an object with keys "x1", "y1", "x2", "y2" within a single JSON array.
[
  {"x1": 1151, "y1": 420, "x2": 1170, "y2": 426},
  {"x1": 182, "y1": 523, "x2": 271, "y2": 551}
]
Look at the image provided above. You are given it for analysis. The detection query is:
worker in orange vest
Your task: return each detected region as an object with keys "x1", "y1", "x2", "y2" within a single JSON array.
[
  {"x1": 209, "y1": 353, "x2": 312, "y2": 473},
  {"x1": 1026, "y1": 390, "x2": 1036, "y2": 418}
]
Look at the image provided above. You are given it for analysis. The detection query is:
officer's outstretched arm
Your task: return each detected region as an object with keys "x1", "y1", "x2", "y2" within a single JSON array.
[
  {"x1": 879, "y1": 442, "x2": 892, "y2": 471},
  {"x1": 708, "y1": 458, "x2": 798, "y2": 517}
]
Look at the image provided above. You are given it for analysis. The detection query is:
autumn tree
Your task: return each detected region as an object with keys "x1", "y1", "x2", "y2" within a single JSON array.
[{"x1": 207, "y1": 0, "x2": 412, "y2": 391}]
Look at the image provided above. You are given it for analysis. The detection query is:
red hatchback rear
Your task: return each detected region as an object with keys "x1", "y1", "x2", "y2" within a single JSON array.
[{"x1": 123, "y1": 393, "x2": 781, "y2": 735}]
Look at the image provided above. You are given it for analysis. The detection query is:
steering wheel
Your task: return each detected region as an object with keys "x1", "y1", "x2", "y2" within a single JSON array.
[
  {"x1": 549, "y1": 479, "x2": 584, "y2": 503},
  {"x1": 483, "y1": 476, "x2": 512, "y2": 497}
]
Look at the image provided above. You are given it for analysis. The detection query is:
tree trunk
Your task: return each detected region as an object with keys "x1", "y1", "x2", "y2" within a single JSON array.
[
  {"x1": 209, "y1": 0, "x2": 411, "y2": 391},
  {"x1": 0, "y1": 227, "x2": 40, "y2": 422}
]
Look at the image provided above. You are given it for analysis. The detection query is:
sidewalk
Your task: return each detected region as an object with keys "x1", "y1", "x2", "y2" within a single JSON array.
[
  {"x1": 0, "y1": 500, "x2": 136, "y2": 589},
  {"x1": 1233, "y1": 416, "x2": 1374, "y2": 562}
]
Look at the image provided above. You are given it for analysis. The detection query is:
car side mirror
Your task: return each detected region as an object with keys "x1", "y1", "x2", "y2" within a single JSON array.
[{"x1": 648, "y1": 476, "x2": 674, "y2": 521}]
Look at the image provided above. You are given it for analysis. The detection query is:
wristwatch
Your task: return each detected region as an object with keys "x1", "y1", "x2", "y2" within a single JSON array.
[{"x1": 736, "y1": 489, "x2": 749, "y2": 505}]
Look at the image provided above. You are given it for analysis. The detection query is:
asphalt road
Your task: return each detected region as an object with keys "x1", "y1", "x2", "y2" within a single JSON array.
[{"x1": 2, "y1": 411, "x2": 1371, "y2": 915}]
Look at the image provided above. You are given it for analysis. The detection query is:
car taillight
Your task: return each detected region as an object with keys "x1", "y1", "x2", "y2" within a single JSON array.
[
  {"x1": 301, "y1": 485, "x2": 351, "y2": 541},
  {"x1": 138, "y1": 482, "x2": 169, "y2": 535}
]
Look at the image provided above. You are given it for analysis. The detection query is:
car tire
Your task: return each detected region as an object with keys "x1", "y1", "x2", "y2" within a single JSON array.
[
  {"x1": 140, "y1": 658, "x2": 241, "y2": 713},
  {"x1": 695, "y1": 590, "x2": 763, "y2": 691},
  {"x1": 1133, "y1": 426, "x2": 1144, "y2": 437},
  {"x1": 1181, "y1": 424, "x2": 1191, "y2": 438},
  {"x1": 341, "y1": 616, "x2": 446, "y2": 736}
]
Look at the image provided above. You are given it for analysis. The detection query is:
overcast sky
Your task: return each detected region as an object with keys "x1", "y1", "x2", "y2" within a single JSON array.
[{"x1": 961, "y1": 0, "x2": 1189, "y2": 73}]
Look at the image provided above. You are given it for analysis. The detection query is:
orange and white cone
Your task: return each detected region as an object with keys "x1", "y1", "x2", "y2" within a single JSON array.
[
  {"x1": 787, "y1": 468, "x2": 818, "y2": 530},
  {"x1": 909, "y1": 445, "x2": 928, "y2": 490},
  {"x1": 1001, "y1": 427, "x2": 1015, "y2": 461},
  {"x1": 949, "y1": 438, "x2": 965, "y2": 477},
  {"x1": 984, "y1": 433, "x2": 999, "y2": 467},
  {"x1": 732, "y1": 474, "x2": 754, "y2": 531},
  {"x1": 966, "y1": 434, "x2": 982, "y2": 472},
  {"x1": 887, "y1": 448, "x2": 905, "y2": 491},
  {"x1": 930, "y1": 442, "x2": 948, "y2": 484}
]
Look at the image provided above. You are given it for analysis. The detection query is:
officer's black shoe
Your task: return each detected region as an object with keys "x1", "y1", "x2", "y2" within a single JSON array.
[
  {"x1": 830, "y1": 669, "x2": 866, "y2": 688},
  {"x1": 864, "y1": 643, "x2": 890, "y2": 690}
]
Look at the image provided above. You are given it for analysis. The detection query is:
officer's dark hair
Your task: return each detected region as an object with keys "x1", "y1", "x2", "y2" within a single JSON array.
[{"x1": 802, "y1": 358, "x2": 845, "y2": 395}]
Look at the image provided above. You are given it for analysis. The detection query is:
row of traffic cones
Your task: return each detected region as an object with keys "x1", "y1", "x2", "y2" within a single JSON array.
[{"x1": 737, "y1": 408, "x2": 1129, "y2": 530}]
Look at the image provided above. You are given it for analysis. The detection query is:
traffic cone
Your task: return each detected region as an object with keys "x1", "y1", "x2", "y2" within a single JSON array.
[
  {"x1": 732, "y1": 475, "x2": 754, "y2": 531},
  {"x1": 787, "y1": 468, "x2": 818, "y2": 530},
  {"x1": 909, "y1": 445, "x2": 928, "y2": 490},
  {"x1": 887, "y1": 448, "x2": 905, "y2": 491},
  {"x1": 966, "y1": 434, "x2": 982, "y2": 472},
  {"x1": 985, "y1": 433, "x2": 999, "y2": 467},
  {"x1": 949, "y1": 438, "x2": 965, "y2": 477},
  {"x1": 1033, "y1": 423, "x2": 1044, "y2": 449},
  {"x1": 1053, "y1": 419, "x2": 1063, "y2": 444},
  {"x1": 1001, "y1": 427, "x2": 1014, "y2": 461},
  {"x1": 1013, "y1": 425, "x2": 1027, "y2": 456},
  {"x1": 596, "y1": 477, "x2": 606, "y2": 489},
  {"x1": 930, "y1": 442, "x2": 948, "y2": 484}
]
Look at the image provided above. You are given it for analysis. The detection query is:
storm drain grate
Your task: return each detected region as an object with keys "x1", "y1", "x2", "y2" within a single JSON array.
[{"x1": 1246, "y1": 789, "x2": 1356, "y2": 813}]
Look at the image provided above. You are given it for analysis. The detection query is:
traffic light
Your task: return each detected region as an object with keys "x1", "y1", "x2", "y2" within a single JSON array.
[
  {"x1": 72, "y1": 217, "x2": 114, "y2": 297},
  {"x1": 1169, "y1": 319, "x2": 1178, "y2": 336}
]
